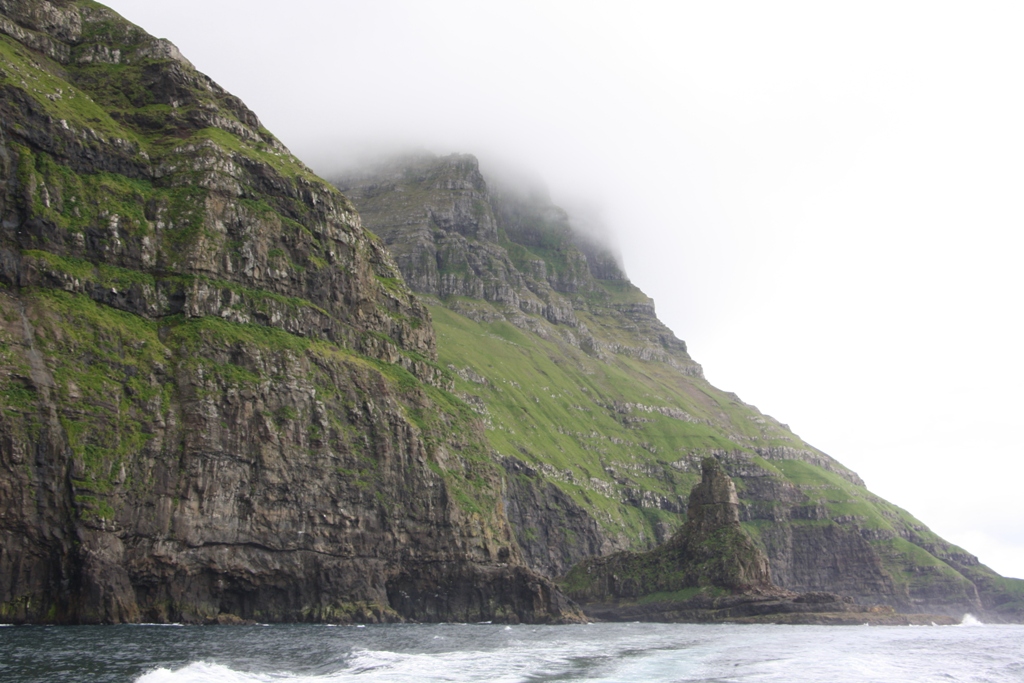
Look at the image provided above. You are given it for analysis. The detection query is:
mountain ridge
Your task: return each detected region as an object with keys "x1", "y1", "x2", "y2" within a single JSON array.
[{"x1": 334, "y1": 151, "x2": 1024, "y2": 621}]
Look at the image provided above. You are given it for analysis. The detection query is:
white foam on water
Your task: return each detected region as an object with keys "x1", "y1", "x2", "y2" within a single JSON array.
[
  {"x1": 340, "y1": 646, "x2": 581, "y2": 682},
  {"x1": 132, "y1": 645, "x2": 596, "y2": 683},
  {"x1": 136, "y1": 662, "x2": 268, "y2": 683},
  {"x1": 960, "y1": 613, "x2": 984, "y2": 626},
  {"x1": 83, "y1": 622, "x2": 1024, "y2": 683}
]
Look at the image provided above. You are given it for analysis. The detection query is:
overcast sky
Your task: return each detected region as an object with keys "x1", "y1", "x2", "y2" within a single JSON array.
[{"x1": 103, "y1": 0, "x2": 1024, "y2": 579}]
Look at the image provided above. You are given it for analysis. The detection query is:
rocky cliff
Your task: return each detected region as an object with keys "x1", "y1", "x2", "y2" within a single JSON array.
[
  {"x1": 0, "y1": 0, "x2": 579, "y2": 624},
  {"x1": 335, "y1": 153, "x2": 1024, "y2": 622},
  {"x1": 3, "y1": 0, "x2": 1021, "y2": 627}
]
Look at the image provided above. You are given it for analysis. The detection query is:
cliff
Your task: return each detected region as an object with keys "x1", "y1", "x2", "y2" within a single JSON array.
[
  {"x1": 335, "y1": 152, "x2": 1024, "y2": 622},
  {"x1": 0, "y1": 0, "x2": 579, "y2": 624},
  {"x1": 3, "y1": 0, "x2": 1021, "y2": 627}
]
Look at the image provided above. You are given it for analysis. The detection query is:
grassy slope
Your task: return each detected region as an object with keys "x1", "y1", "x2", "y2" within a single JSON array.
[
  {"x1": 433, "y1": 298, "x2": 692, "y2": 545},
  {"x1": 339, "y1": 154, "x2": 1014, "y2": 603},
  {"x1": 427, "y1": 284, "x2": 1017, "y2": 605},
  {"x1": 431, "y1": 294, "x2": 797, "y2": 536}
]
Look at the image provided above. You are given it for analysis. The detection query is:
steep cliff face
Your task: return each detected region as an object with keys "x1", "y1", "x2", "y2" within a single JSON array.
[
  {"x1": 0, "y1": 0, "x2": 578, "y2": 624},
  {"x1": 336, "y1": 153, "x2": 1024, "y2": 621},
  {"x1": 338, "y1": 154, "x2": 603, "y2": 329}
]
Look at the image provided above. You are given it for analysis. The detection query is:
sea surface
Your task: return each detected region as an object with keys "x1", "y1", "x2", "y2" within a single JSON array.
[{"x1": 1, "y1": 617, "x2": 1021, "y2": 683}]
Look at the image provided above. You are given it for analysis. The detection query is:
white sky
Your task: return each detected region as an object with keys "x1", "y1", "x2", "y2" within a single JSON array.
[{"x1": 102, "y1": 0, "x2": 1024, "y2": 579}]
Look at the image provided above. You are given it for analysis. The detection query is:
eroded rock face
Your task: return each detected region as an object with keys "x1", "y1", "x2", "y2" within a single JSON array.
[
  {"x1": 564, "y1": 458, "x2": 772, "y2": 604},
  {"x1": 334, "y1": 154, "x2": 656, "y2": 344},
  {"x1": 0, "y1": 0, "x2": 579, "y2": 624},
  {"x1": 500, "y1": 456, "x2": 616, "y2": 579},
  {"x1": 684, "y1": 457, "x2": 742, "y2": 535},
  {"x1": 561, "y1": 463, "x2": 970, "y2": 625},
  {"x1": 676, "y1": 458, "x2": 773, "y2": 588}
]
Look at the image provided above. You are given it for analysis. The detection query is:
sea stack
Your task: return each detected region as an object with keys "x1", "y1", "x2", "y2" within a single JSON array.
[
  {"x1": 563, "y1": 457, "x2": 773, "y2": 605},
  {"x1": 675, "y1": 457, "x2": 773, "y2": 589},
  {"x1": 563, "y1": 460, "x2": 958, "y2": 624}
]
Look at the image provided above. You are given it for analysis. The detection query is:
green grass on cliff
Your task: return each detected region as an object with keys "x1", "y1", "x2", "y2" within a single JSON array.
[
  {"x1": 22, "y1": 290, "x2": 167, "y2": 518},
  {"x1": 872, "y1": 536, "x2": 979, "y2": 604},
  {"x1": 14, "y1": 136, "x2": 340, "y2": 283},
  {"x1": 12, "y1": 141, "x2": 205, "y2": 246},
  {"x1": 770, "y1": 459, "x2": 895, "y2": 529},
  {"x1": 193, "y1": 127, "x2": 321, "y2": 184},
  {"x1": 0, "y1": 34, "x2": 132, "y2": 144},
  {"x1": 428, "y1": 301, "x2": 764, "y2": 545},
  {"x1": 24, "y1": 250, "x2": 157, "y2": 288},
  {"x1": 590, "y1": 279, "x2": 653, "y2": 306},
  {"x1": 1, "y1": 26, "x2": 321, "y2": 188},
  {"x1": 19, "y1": 250, "x2": 332, "y2": 324},
  {"x1": 0, "y1": 287, "x2": 502, "y2": 526},
  {"x1": 427, "y1": 294, "x2": 988, "y2": 604}
]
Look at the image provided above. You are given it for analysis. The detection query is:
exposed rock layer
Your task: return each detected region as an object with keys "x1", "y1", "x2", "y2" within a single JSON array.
[
  {"x1": 0, "y1": 0, "x2": 578, "y2": 624},
  {"x1": 581, "y1": 591, "x2": 960, "y2": 626}
]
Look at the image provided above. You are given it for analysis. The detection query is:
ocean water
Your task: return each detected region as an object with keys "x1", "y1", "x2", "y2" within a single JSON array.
[{"x1": 1, "y1": 618, "x2": 1021, "y2": 683}]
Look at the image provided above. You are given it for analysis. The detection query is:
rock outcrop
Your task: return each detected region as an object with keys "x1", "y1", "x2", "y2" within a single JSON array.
[
  {"x1": 0, "y1": 0, "x2": 580, "y2": 624},
  {"x1": 564, "y1": 458, "x2": 772, "y2": 604},
  {"x1": 337, "y1": 152, "x2": 1024, "y2": 622},
  {"x1": 579, "y1": 590, "x2": 959, "y2": 626},
  {"x1": 564, "y1": 459, "x2": 958, "y2": 625}
]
